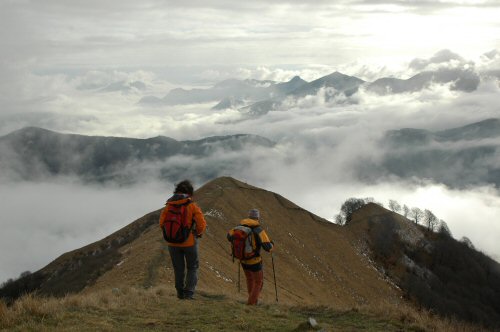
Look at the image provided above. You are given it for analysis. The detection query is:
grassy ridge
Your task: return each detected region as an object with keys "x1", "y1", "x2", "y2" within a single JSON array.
[{"x1": 0, "y1": 287, "x2": 487, "y2": 332}]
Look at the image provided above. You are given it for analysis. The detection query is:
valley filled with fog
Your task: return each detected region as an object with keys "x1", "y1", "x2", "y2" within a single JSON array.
[{"x1": 1, "y1": 49, "x2": 500, "y2": 283}]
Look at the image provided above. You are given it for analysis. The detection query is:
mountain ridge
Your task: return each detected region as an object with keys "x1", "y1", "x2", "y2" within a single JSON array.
[
  {"x1": 385, "y1": 118, "x2": 500, "y2": 146},
  {"x1": 368, "y1": 118, "x2": 500, "y2": 188},
  {"x1": 367, "y1": 68, "x2": 480, "y2": 94},
  {"x1": 3, "y1": 118, "x2": 500, "y2": 190},
  {"x1": 0, "y1": 127, "x2": 275, "y2": 183},
  {"x1": 347, "y1": 202, "x2": 500, "y2": 327},
  {"x1": 1, "y1": 176, "x2": 500, "y2": 328},
  {"x1": 140, "y1": 67, "x2": 486, "y2": 116}
]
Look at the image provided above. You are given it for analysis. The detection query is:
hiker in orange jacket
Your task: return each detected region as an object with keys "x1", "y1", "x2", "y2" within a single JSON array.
[
  {"x1": 227, "y1": 209, "x2": 273, "y2": 305},
  {"x1": 159, "y1": 180, "x2": 206, "y2": 299}
]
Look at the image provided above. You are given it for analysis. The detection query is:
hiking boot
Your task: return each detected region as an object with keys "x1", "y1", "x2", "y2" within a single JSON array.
[
  {"x1": 176, "y1": 291, "x2": 184, "y2": 299},
  {"x1": 183, "y1": 290, "x2": 194, "y2": 300}
]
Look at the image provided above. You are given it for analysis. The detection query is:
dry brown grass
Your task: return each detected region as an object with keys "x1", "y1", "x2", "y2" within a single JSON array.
[
  {"x1": 359, "y1": 300, "x2": 492, "y2": 332},
  {"x1": 0, "y1": 300, "x2": 8, "y2": 326},
  {"x1": 0, "y1": 286, "x2": 493, "y2": 332},
  {"x1": 0, "y1": 287, "x2": 164, "y2": 329},
  {"x1": 59, "y1": 286, "x2": 163, "y2": 311},
  {"x1": 15, "y1": 294, "x2": 57, "y2": 317},
  {"x1": 0, "y1": 293, "x2": 59, "y2": 329}
]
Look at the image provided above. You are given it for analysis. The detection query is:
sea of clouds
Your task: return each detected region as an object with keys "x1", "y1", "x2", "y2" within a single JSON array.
[{"x1": 1, "y1": 50, "x2": 500, "y2": 283}]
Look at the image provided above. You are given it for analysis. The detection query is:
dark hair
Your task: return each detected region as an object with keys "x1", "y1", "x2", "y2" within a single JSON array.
[{"x1": 174, "y1": 180, "x2": 194, "y2": 196}]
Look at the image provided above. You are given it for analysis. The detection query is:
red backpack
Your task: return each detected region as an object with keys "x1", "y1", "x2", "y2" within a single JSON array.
[
  {"x1": 231, "y1": 225, "x2": 257, "y2": 260},
  {"x1": 162, "y1": 202, "x2": 193, "y2": 243}
]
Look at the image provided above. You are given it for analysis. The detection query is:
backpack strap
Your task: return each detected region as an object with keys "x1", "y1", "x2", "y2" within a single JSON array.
[
  {"x1": 251, "y1": 226, "x2": 263, "y2": 246},
  {"x1": 181, "y1": 200, "x2": 197, "y2": 235},
  {"x1": 245, "y1": 226, "x2": 261, "y2": 257}
]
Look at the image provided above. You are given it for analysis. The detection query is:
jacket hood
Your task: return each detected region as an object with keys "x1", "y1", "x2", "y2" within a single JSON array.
[
  {"x1": 166, "y1": 193, "x2": 191, "y2": 205},
  {"x1": 240, "y1": 218, "x2": 260, "y2": 227}
]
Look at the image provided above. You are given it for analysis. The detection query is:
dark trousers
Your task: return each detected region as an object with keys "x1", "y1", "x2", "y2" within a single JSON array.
[{"x1": 168, "y1": 244, "x2": 199, "y2": 298}]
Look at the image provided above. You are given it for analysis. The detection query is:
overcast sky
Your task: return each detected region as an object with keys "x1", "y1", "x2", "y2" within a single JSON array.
[
  {"x1": 2, "y1": 1, "x2": 500, "y2": 70},
  {"x1": 1, "y1": 0, "x2": 500, "y2": 283}
]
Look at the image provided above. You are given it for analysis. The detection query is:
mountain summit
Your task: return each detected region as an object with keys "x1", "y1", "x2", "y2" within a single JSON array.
[
  {"x1": 2, "y1": 177, "x2": 499, "y2": 327},
  {"x1": 0, "y1": 177, "x2": 399, "y2": 307}
]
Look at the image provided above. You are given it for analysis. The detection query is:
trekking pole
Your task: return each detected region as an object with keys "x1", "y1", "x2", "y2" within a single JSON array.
[
  {"x1": 271, "y1": 252, "x2": 278, "y2": 303},
  {"x1": 237, "y1": 261, "x2": 241, "y2": 293}
]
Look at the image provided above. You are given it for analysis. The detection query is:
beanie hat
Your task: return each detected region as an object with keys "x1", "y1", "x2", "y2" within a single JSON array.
[{"x1": 248, "y1": 209, "x2": 260, "y2": 219}]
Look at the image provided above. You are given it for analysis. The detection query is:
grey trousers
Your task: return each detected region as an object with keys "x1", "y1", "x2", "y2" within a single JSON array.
[{"x1": 168, "y1": 244, "x2": 199, "y2": 297}]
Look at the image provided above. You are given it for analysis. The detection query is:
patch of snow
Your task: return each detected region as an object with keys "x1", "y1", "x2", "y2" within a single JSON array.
[
  {"x1": 205, "y1": 261, "x2": 233, "y2": 283},
  {"x1": 204, "y1": 209, "x2": 226, "y2": 221},
  {"x1": 293, "y1": 255, "x2": 321, "y2": 280}
]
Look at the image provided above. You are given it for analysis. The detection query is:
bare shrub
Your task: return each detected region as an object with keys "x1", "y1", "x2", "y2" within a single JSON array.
[{"x1": 339, "y1": 197, "x2": 367, "y2": 225}]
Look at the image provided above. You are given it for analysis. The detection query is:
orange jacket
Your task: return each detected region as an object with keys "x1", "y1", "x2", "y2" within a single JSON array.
[{"x1": 159, "y1": 195, "x2": 207, "y2": 247}]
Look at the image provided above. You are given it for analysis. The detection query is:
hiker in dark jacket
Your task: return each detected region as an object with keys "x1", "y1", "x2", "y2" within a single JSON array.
[
  {"x1": 159, "y1": 180, "x2": 206, "y2": 299},
  {"x1": 227, "y1": 209, "x2": 273, "y2": 305}
]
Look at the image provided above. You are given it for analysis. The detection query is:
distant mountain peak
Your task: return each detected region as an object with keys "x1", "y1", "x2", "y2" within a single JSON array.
[
  {"x1": 4, "y1": 126, "x2": 62, "y2": 140},
  {"x1": 313, "y1": 71, "x2": 365, "y2": 84},
  {"x1": 211, "y1": 97, "x2": 246, "y2": 110},
  {"x1": 289, "y1": 75, "x2": 305, "y2": 83},
  {"x1": 328, "y1": 71, "x2": 343, "y2": 76}
]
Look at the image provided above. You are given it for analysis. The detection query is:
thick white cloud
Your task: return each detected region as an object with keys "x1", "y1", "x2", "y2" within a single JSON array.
[
  {"x1": 0, "y1": 179, "x2": 171, "y2": 284},
  {"x1": 409, "y1": 49, "x2": 467, "y2": 71}
]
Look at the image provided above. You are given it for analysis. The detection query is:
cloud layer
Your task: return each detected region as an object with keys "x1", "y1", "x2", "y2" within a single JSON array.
[
  {"x1": 0, "y1": 180, "x2": 170, "y2": 283},
  {"x1": 1, "y1": 49, "x2": 500, "y2": 283}
]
